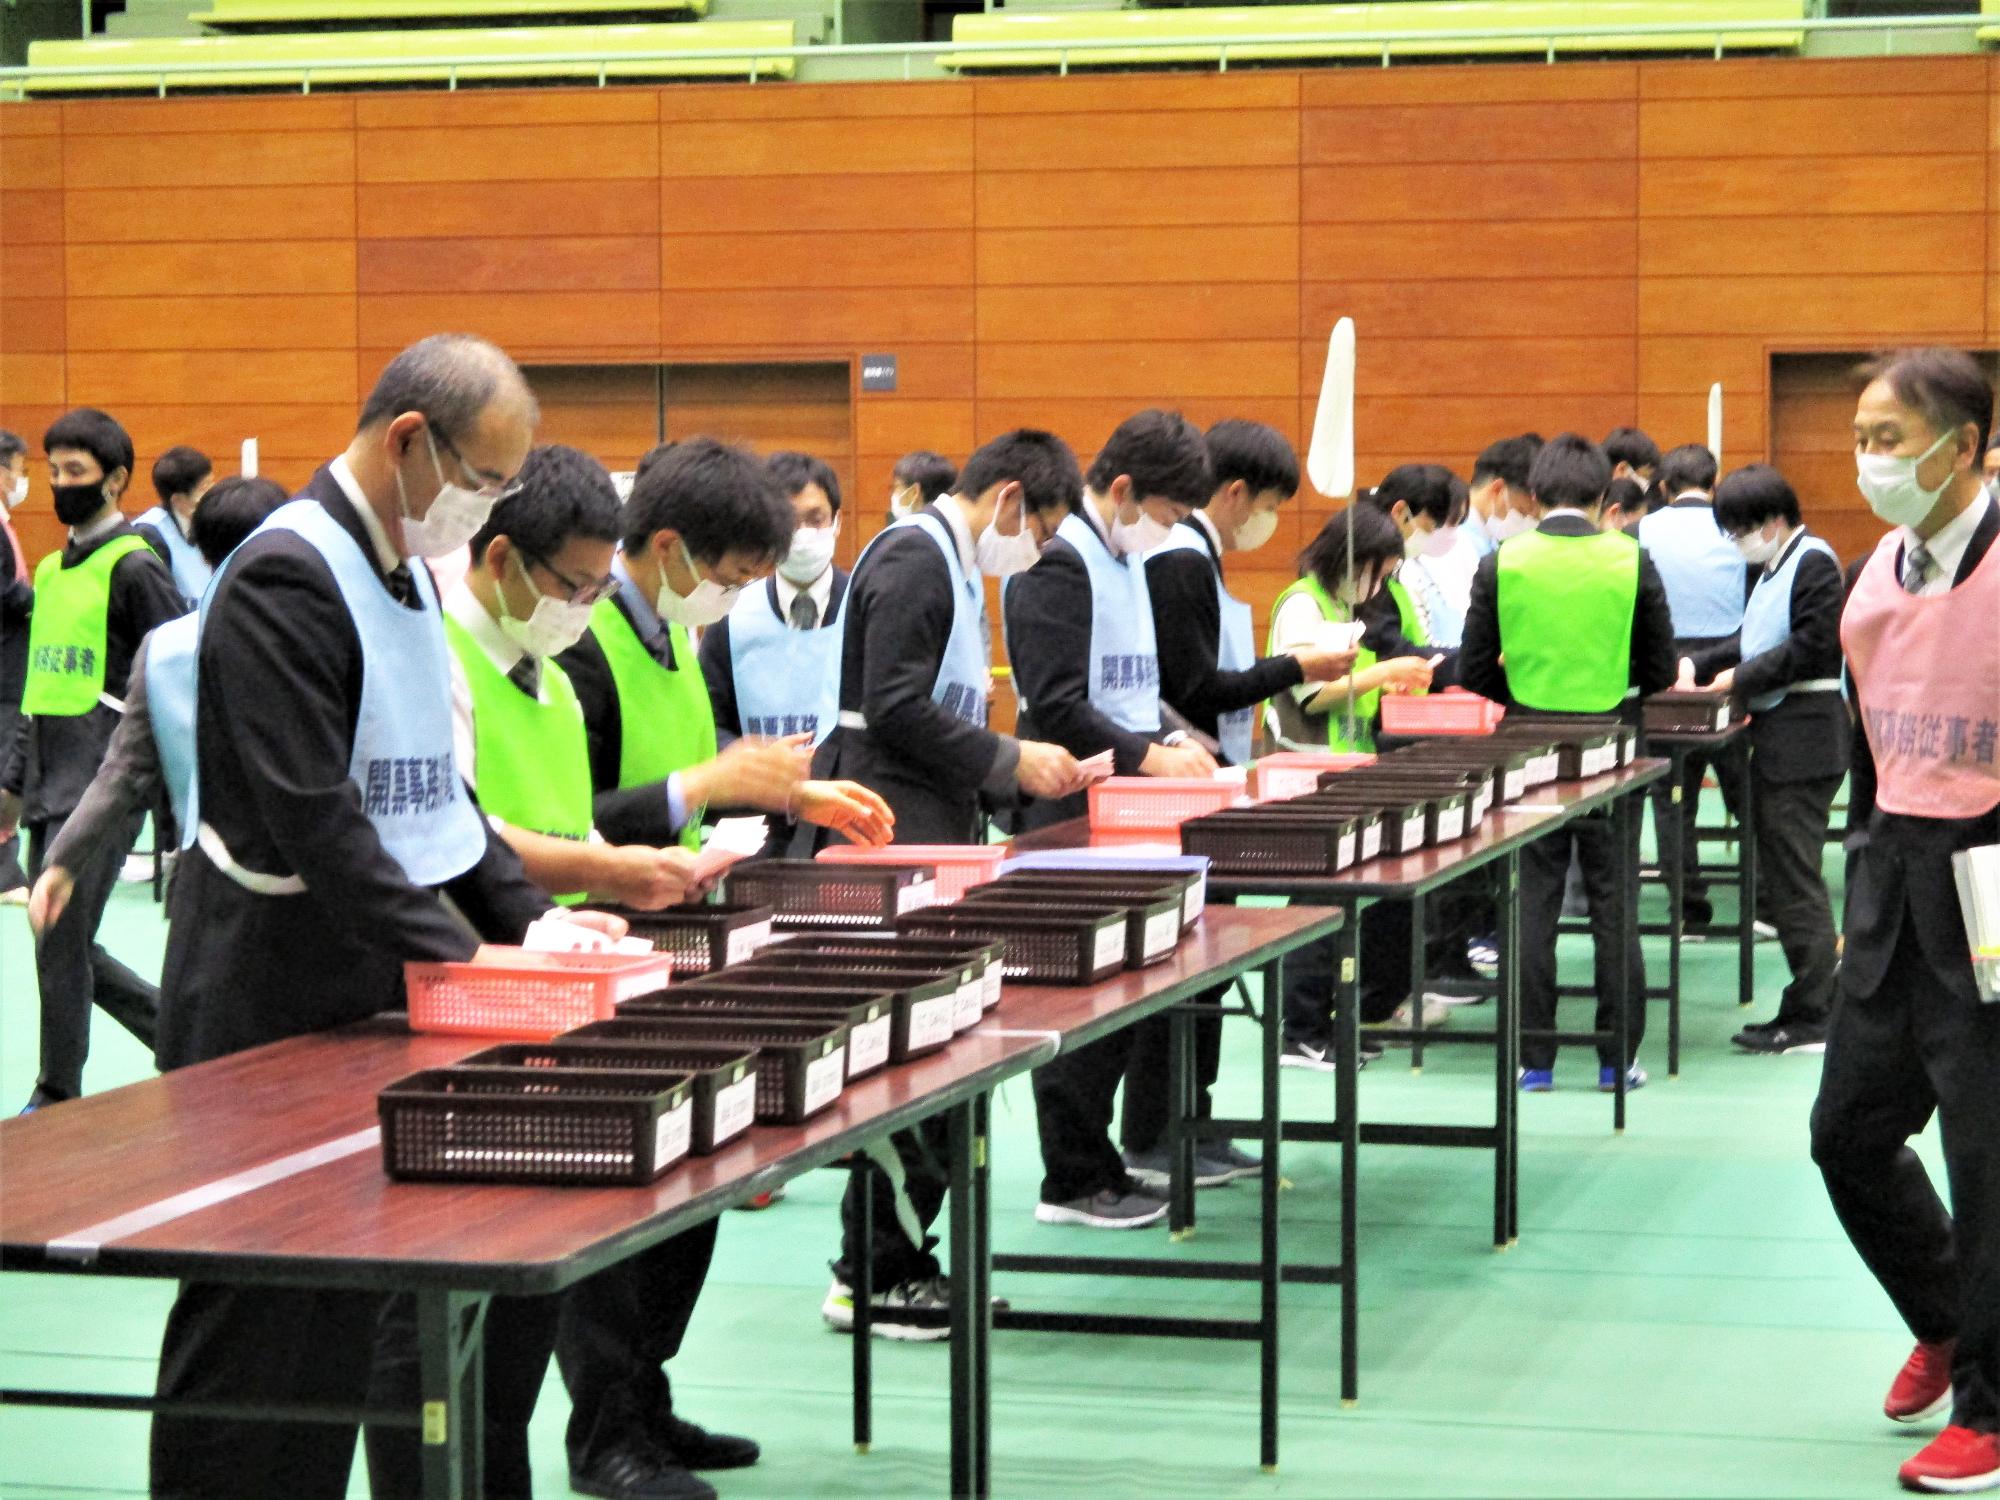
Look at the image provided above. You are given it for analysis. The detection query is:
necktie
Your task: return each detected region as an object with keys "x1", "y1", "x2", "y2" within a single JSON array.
[
  {"x1": 1902, "y1": 541, "x2": 1935, "y2": 595},
  {"x1": 507, "y1": 656, "x2": 540, "y2": 699},
  {"x1": 789, "y1": 590, "x2": 819, "y2": 631},
  {"x1": 384, "y1": 564, "x2": 419, "y2": 608}
]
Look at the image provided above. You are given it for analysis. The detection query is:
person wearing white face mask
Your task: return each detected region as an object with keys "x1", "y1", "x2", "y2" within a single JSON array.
[
  {"x1": 1811, "y1": 349, "x2": 2000, "y2": 1500},
  {"x1": 0, "y1": 429, "x2": 32, "y2": 904},
  {"x1": 888, "y1": 447, "x2": 957, "y2": 524},
  {"x1": 1359, "y1": 464, "x2": 1468, "y2": 658},
  {"x1": 1673, "y1": 463, "x2": 1846, "y2": 1058}
]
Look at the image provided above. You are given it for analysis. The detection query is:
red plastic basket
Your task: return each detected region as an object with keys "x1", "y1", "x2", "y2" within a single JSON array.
[
  {"x1": 815, "y1": 843, "x2": 1007, "y2": 902},
  {"x1": 1379, "y1": 689, "x2": 1506, "y2": 737},
  {"x1": 1247, "y1": 752, "x2": 1376, "y2": 803},
  {"x1": 1087, "y1": 777, "x2": 1243, "y2": 832},
  {"x1": 405, "y1": 949, "x2": 673, "y2": 1040}
]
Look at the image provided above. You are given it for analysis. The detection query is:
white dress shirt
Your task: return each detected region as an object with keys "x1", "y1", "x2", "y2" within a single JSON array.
[
  {"x1": 775, "y1": 563, "x2": 835, "y2": 628},
  {"x1": 1903, "y1": 490, "x2": 1991, "y2": 597}
]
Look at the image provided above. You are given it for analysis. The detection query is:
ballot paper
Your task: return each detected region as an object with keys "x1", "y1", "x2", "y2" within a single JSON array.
[
  {"x1": 1951, "y1": 844, "x2": 2000, "y2": 1001},
  {"x1": 686, "y1": 816, "x2": 774, "y2": 885},
  {"x1": 1315, "y1": 620, "x2": 1366, "y2": 653},
  {"x1": 520, "y1": 918, "x2": 654, "y2": 957},
  {"x1": 1077, "y1": 750, "x2": 1116, "y2": 786}
]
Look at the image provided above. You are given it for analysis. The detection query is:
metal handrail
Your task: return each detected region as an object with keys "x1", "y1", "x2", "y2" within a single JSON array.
[{"x1": 0, "y1": 11, "x2": 1987, "y2": 96}]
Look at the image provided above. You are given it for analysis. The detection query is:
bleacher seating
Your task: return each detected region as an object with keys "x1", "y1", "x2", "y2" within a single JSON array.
[
  {"x1": 190, "y1": 0, "x2": 703, "y2": 26},
  {"x1": 943, "y1": 0, "x2": 1810, "y2": 70},
  {"x1": 23, "y1": 18, "x2": 796, "y2": 92}
]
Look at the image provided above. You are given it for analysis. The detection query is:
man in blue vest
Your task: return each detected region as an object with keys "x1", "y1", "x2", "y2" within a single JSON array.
[
  {"x1": 134, "y1": 445, "x2": 214, "y2": 604},
  {"x1": 1639, "y1": 442, "x2": 1752, "y2": 924}
]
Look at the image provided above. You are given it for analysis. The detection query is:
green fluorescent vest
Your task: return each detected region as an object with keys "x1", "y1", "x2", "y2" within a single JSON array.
[
  {"x1": 1494, "y1": 528, "x2": 1640, "y2": 713},
  {"x1": 588, "y1": 598, "x2": 717, "y2": 852},
  {"x1": 1267, "y1": 575, "x2": 1378, "y2": 754},
  {"x1": 1385, "y1": 573, "x2": 1431, "y2": 649},
  {"x1": 21, "y1": 534, "x2": 152, "y2": 718}
]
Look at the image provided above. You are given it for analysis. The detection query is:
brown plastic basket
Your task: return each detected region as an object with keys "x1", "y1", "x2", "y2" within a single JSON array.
[
  {"x1": 954, "y1": 888, "x2": 1184, "y2": 969},
  {"x1": 378, "y1": 1065, "x2": 694, "y2": 1186},
  {"x1": 608, "y1": 903, "x2": 776, "y2": 974},
  {"x1": 630, "y1": 984, "x2": 895, "y2": 1079},
  {"x1": 985, "y1": 869, "x2": 1203, "y2": 933},
  {"x1": 894, "y1": 905, "x2": 1128, "y2": 985},
  {"x1": 1179, "y1": 809, "x2": 1365, "y2": 877},
  {"x1": 713, "y1": 958, "x2": 963, "y2": 1061},
  {"x1": 458, "y1": 1039, "x2": 758, "y2": 1156},
  {"x1": 723, "y1": 859, "x2": 938, "y2": 930},
  {"x1": 1643, "y1": 690, "x2": 1737, "y2": 737},
  {"x1": 1296, "y1": 795, "x2": 1432, "y2": 856},
  {"x1": 763, "y1": 934, "x2": 1004, "y2": 1025},
  {"x1": 565, "y1": 1013, "x2": 847, "y2": 1125}
]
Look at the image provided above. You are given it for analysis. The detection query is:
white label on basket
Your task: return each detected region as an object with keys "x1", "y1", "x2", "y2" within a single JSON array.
[
  {"x1": 1402, "y1": 811, "x2": 1426, "y2": 848},
  {"x1": 1093, "y1": 923, "x2": 1126, "y2": 972},
  {"x1": 711, "y1": 1074, "x2": 757, "y2": 1146},
  {"x1": 910, "y1": 993, "x2": 959, "y2": 1050},
  {"x1": 804, "y1": 1048, "x2": 846, "y2": 1114},
  {"x1": 1504, "y1": 767, "x2": 1526, "y2": 800},
  {"x1": 1362, "y1": 822, "x2": 1382, "y2": 860},
  {"x1": 980, "y1": 958, "x2": 1002, "y2": 1010},
  {"x1": 1533, "y1": 752, "x2": 1559, "y2": 784},
  {"x1": 1438, "y1": 804, "x2": 1466, "y2": 842},
  {"x1": 726, "y1": 921, "x2": 773, "y2": 967},
  {"x1": 1143, "y1": 909, "x2": 1179, "y2": 960},
  {"x1": 849, "y1": 1013, "x2": 892, "y2": 1075},
  {"x1": 612, "y1": 960, "x2": 674, "y2": 1005},
  {"x1": 951, "y1": 976, "x2": 982, "y2": 1031},
  {"x1": 1182, "y1": 885, "x2": 1202, "y2": 925},
  {"x1": 897, "y1": 877, "x2": 938, "y2": 915},
  {"x1": 653, "y1": 1100, "x2": 693, "y2": 1173}
]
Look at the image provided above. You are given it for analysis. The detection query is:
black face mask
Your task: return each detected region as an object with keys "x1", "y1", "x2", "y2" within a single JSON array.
[{"x1": 52, "y1": 481, "x2": 107, "y2": 528}]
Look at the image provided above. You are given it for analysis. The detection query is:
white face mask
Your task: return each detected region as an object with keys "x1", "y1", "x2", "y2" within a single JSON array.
[
  {"x1": 1420, "y1": 524, "x2": 1458, "y2": 558},
  {"x1": 1488, "y1": 509, "x2": 1536, "y2": 543},
  {"x1": 656, "y1": 538, "x2": 740, "y2": 627},
  {"x1": 1232, "y1": 507, "x2": 1278, "y2": 554},
  {"x1": 974, "y1": 512, "x2": 1040, "y2": 578},
  {"x1": 5, "y1": 475, "x2": 25, "y2": 511},
  {"x1": 778, "y1": 523, "x2": 837, "y2": 587},
  {"x1": 889, "y1": 484, "x2": 920, "y2": 521},
  {"x1": 397, "y1": 427, "x2": 499, "y2": 560},
  {"x1": 1110, "y1": 511, "x2": 1173, "y2": 559},
  {"x1": 1733, "y1": 525, "x2": 1784, "y2": 568},
  {"x1": 1856, "y1": 430, "x2": 1957, "y2": 528},
  {"x1": 498, "y1": 553, "x2": 595, "y2": 660}
]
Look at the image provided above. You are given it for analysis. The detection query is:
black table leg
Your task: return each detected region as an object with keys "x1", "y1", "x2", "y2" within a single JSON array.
[
  {"x1": 1502, "y1": 848, "x2": 1522, "y2": 1243},
  {"x1": 416, "y1": 1287, "x2": 489, "y2": 1500},
  {"x1": 1259, "y1": 955, "x2": 1283, "y2": 1472},
  {"x1": 1408, "y1": 891, "x2": 1429, "y2": 1073},
  {"x1": 853, "y1": 1159, "x2": 873, "y2": 1452},
  {"x1": 1612, "y1": 797, "x2": 1632, "y2": 1134},
  {"x1": 947, "y1": 1097, "x2": 991, "y2": 1499},
  {"x1": 974, "y1": 1092, "x2": 993, "y2": 1499},
  {"x1": 1168, "y1": 999, "x2": 1196, "y2": 1236},
  {"x1": 1336, "y1": 911, "x2": 1361, "y2": 1407},
  {"x1": 1738, "y1": 738, "x2": 1758, "y2": 1011},
  {"x1": 1491, "y1": 854, "x2": 1513, "y2": 1249},
  {"x1": 1665, "y1": 746, "x2": 1686, "y2": 1077}
]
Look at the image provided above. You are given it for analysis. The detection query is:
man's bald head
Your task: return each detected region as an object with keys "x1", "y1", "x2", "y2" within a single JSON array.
[{"x1": 357, "y1": 333, "x2": 538, "y2": 443}]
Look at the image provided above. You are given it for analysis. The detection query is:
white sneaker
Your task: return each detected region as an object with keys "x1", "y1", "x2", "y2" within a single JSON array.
[
  {"x1": 821, "y1": 1275, "x2": 952, "y2": 1342},
  {"x1": 1753, "y1": 920, "x2": 1779, "y2": 941},
  {"x1": 120, "y1": 854, "x2": 156, "y2": 884},
  {"x1": 1366, "y1": 996, "x2": 1453, "y2": 1038}
]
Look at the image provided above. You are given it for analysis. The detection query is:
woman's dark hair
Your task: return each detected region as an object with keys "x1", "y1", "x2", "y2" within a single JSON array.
[
  {"x1": 472, "y1": 444, "x2": 622, "y2": 565},
  {"x1": 190, "y1": 476, "x2": 289, "y2": 567},
  {"x1": 622, "y1": 436, "x2": 794, "y2": 566},
  {"x1": 893, "y1": 449, "x2": 958, "y2": 504},
  {"x1": 1300, "y1": 504, "x2": 1403, "y2": 601},
  {"x1": 1713, "y1": 463, "x2": 1802, "y2": 534},
  {"x1": 1366, "y1": 463, "x2": 1455, "y2": 526}
]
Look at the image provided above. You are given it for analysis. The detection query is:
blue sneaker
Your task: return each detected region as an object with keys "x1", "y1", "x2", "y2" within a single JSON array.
[
  {"x1": 1598, "y1": 1066, "x2": 1648, "y2": 1092},
  {"x1": 1518, "y1": 1068, "x2": 1553, "y2": 1093}
]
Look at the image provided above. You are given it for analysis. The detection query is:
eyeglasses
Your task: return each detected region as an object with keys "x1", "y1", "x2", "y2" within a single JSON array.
[
  {"x1": 519, "y1": 549, "x2": 619, "y2": 607},
  {"x1": 428, "y1": 422, "x2": 520, "y2": 502}
]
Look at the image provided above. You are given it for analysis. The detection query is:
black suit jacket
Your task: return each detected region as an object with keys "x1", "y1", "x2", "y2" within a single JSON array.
[
  {"x1": 1840, "y1": 499, "x2": 2000, "y2": 1005},
  {"x1": 158, "y1": 465, "x2": 547, "y2": 1069},
  {"x1": 0, "y1": 519, "x2": 32, "y2": 707}
]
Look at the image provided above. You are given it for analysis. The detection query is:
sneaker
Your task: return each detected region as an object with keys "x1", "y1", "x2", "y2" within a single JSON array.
[
  {"x1": 1466, "y1": 936, "x2": 1499, "y2": 978},
  {"x1": 1518, "y1": 1068, "x2": 1554, "y2": 1093},
  {"x1": 652, "y1": 1413, "x2": 760, "y2": 1472},
  {"x1": 1732, "y1": 1021, "x2": 1827, "y2": 1055},
  {"x1": 1426, "y1": 981, "x2": 1489, "y2": 1008},
  {"x1": 571, "y1": 1438, "x2": 717, "y2": 1500},
  {"x1": 1281, "y1": 1037, "x2": 1337, "y2": 1072},
  {"x1": 821, "y1": 1275, "x2": 952, "y2": 1342},
  {"x1": 1753, "y1": 919, "x2": 1779, "y2": 941},
  {"x1": 1122, "y1": 1145, "x2": 1231, "y2": 1190},
  {"x1": 1887, "y1": 1339, "x2": 1957, "y2": 1424},
  {"x1": 1597, "y1": 1065, "x2": 1648, "y2": 1092},
  {"x1": 0, "y1": 886, "x2": 27, "y2": 907},
  {"x1": 1899, "y1": 1426, "x2": 2000, "y2": 1493},
  {"x1": 1035, "y1": 1185, "x2": 1169, "y2": 1230},
  {"x1": 17, "y1": 1085, "x2": 69, "y2": 1116},
  {"x1": 119, "y1": 853, "x2": 155, "y2": 885},
  {"x1": 1202, "y1": 1142, "x2": 1263, "y2": 1181},
  {"x1": 1359, "y1": 1039, "x2": 1384, "y2": 1065},
  {"x1": 1393, "y1": 995, "x2": 1454, "y2": 1030}
]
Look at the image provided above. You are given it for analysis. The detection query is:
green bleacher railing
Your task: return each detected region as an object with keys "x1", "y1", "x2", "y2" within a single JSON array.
[{"x1": 1, "y1": 11, "x2": 1989, "y2": 99}]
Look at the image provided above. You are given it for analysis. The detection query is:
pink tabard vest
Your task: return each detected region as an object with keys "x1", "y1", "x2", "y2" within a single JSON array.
[{"x1": 1840, "y1": 516, "x2": 2000, "y2": 821}]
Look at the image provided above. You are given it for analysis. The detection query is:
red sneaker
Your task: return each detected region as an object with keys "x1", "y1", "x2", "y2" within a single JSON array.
[
  {"x1": 1899, "y1": 1426, "x2": 2000, "y2": 1493},
  {"x1": 1889, "y1": 1340, "x2": 1958, "y2": 1424}
]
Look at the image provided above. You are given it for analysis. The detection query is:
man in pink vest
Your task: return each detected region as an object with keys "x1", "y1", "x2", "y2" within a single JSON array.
[{"x1": 1815, "y1": 347, "x2": 2000, "y2": 1495}]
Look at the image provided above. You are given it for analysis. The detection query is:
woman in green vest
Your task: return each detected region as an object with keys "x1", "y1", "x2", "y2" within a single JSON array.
[{"x1": 1266, "y1": 504, "x2": 1439, "y2": 753}]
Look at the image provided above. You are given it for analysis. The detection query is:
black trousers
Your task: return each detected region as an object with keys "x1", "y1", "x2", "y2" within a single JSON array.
[
  {"x1": 835, "y1": 1117, "x2": 951, "y2": 1287},
  {"x1": 1811, "y1": 917, "x2": 2000, "y2": 1432},
  {"x1": 1118, "y1": 981, "x2": 1225, "y2": 1155},
  {"x1": 151, "y1": 1282, "x2": 382, "y2": 1500},
  {"x1": 1752, "y1": 772, "x2": 1842, "y2": 1027},
  {"x1": 1519, "y1": 808, "x2": 1645, "y2": 1072},
  {"x1": 1033, "y1": 1031, "x2": 1136, "y2": 1202},
  {"x1": 555, "y1": 1219, "x2": 719, "y2": 1472},
  {"x1": 1649, "y1": 743, "x2": 1746, "y2": 903},
  {"x1": 1280, "y1": 915, "x2": 1416, "y2": 1047},
  {"x1": 365, "y1": 1293, "x2": 560, "y2": 1499},
  {"x1": 0, "y1": 697, "x2": 22, "y2": 894},
  {"x1": 28, "y1": 807, "x2": 159, "y2": 1097}
]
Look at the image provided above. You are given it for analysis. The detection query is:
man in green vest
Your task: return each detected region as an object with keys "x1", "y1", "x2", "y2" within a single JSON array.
[
  {"x1": 445, "y1": 442, "x2": 708, "y2": 910},
  {"x1": 0, "y1": 408, "x2": 185, "y2": 1111},
  {"x1": 552, "y1": 434, "x2": 890, "y2": 1500},
  {"x1": 1459, "y1": 433, "x2": 1677, "y2": 1094}
]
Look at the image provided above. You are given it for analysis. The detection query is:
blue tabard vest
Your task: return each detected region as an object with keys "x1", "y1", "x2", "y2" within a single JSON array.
[
  {"x1": 1738, "y1": 530, "x2": 1840, "y2": 712},
  {"x1": 1639, "y1": 502, "x2": 1748, "y2": 640},
  {"x1": 144, "y1": 613, "x2": 198, "y2": 830},
  {"x1": 1148, "y1": 522, "x2": 1257, "y2": 765},
  {"x1": 136, "y1": 505, "x2": 213, "y2": 603},
  {"x1": 726, "y1": 573, "x2": 844, "y2": 746},
  {"x1": 1055, "y1": 511, "x2": 1161, "y2": 735}
]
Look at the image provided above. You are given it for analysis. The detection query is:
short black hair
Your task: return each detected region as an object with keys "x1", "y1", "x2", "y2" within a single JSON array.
[
  {"x1": 1470, "y1": 434, "x2": 1538, "y2": 491},
  {"x1": 1713, "y1": 464, "x2": 1802, "y2": 533},
  {"x1": 1603, "y1": 476, "x2": 1648, "y2": 518},
  {"x1": 1366, "y1": 463, "x2": 1455, "y2": 526},
  {"x1": 1658, "y1": 442, "x2": 1719, "y2": 497},
  {"x1": 1601, "y1": 427, "x2": 1661, "y2": 474},
  {"x1": 1445, "y1": 469, "x2": 1471, "y2": 525},
  {"x1": 1528, "y1": 433, "x2": 1612, "y2": 511},
  {"x1": 622, "y1": 436, "x2": 794, "y2": 566},
  {"x1": 959, "y1": 429, "x2": 1082, "y2": 516},
  {"x1": 356, "y1": 333, "x2": 534, "y2": 443},
  {"x1": 893, "y1": 450, "x2": 957, "y2": 504},
  {"x1": 189, "y1": 476, "x2": 289, "y2": 568},
  {"x1": 634, "y1": 441, "x2": 677, "y2": 486},
  {"x1": 1861, "y1": 347, "x2": 1994, "y2": 458},
  {"x1": 1301, "y1": 504, "x2": 1403, "y2": 600},
  {"x1": 767, "y1": 450, "x2": 842, "y2": 517},
  {"x1": 1204, "y1": 419, "x2": 1299, "y2": 504},
  {"x1": 151, "y1": 445, "x2": 212, "y2": 505},
  {"x1": 0, "y1": 430, "x2": 25, "y2": 467},
  {"x1": 1084, "y1": 409, "x2": 1211, "y2": 509},
  {"x1": 472, "y1": 443, "x2": 623, "y2": 565},
  {"x1": 43, "y1": 408, "x2": 134, "y2": 481}
]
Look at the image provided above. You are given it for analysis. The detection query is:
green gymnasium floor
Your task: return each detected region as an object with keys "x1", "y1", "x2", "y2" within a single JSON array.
[{"x1": 0, "y1": 820, "x2": 1949, "y2": 1499}]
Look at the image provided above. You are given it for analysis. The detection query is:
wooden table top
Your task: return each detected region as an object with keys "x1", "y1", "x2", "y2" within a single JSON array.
[{"x1": 0, "y1": 906, "x2": 1338, "y2": 1296}]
